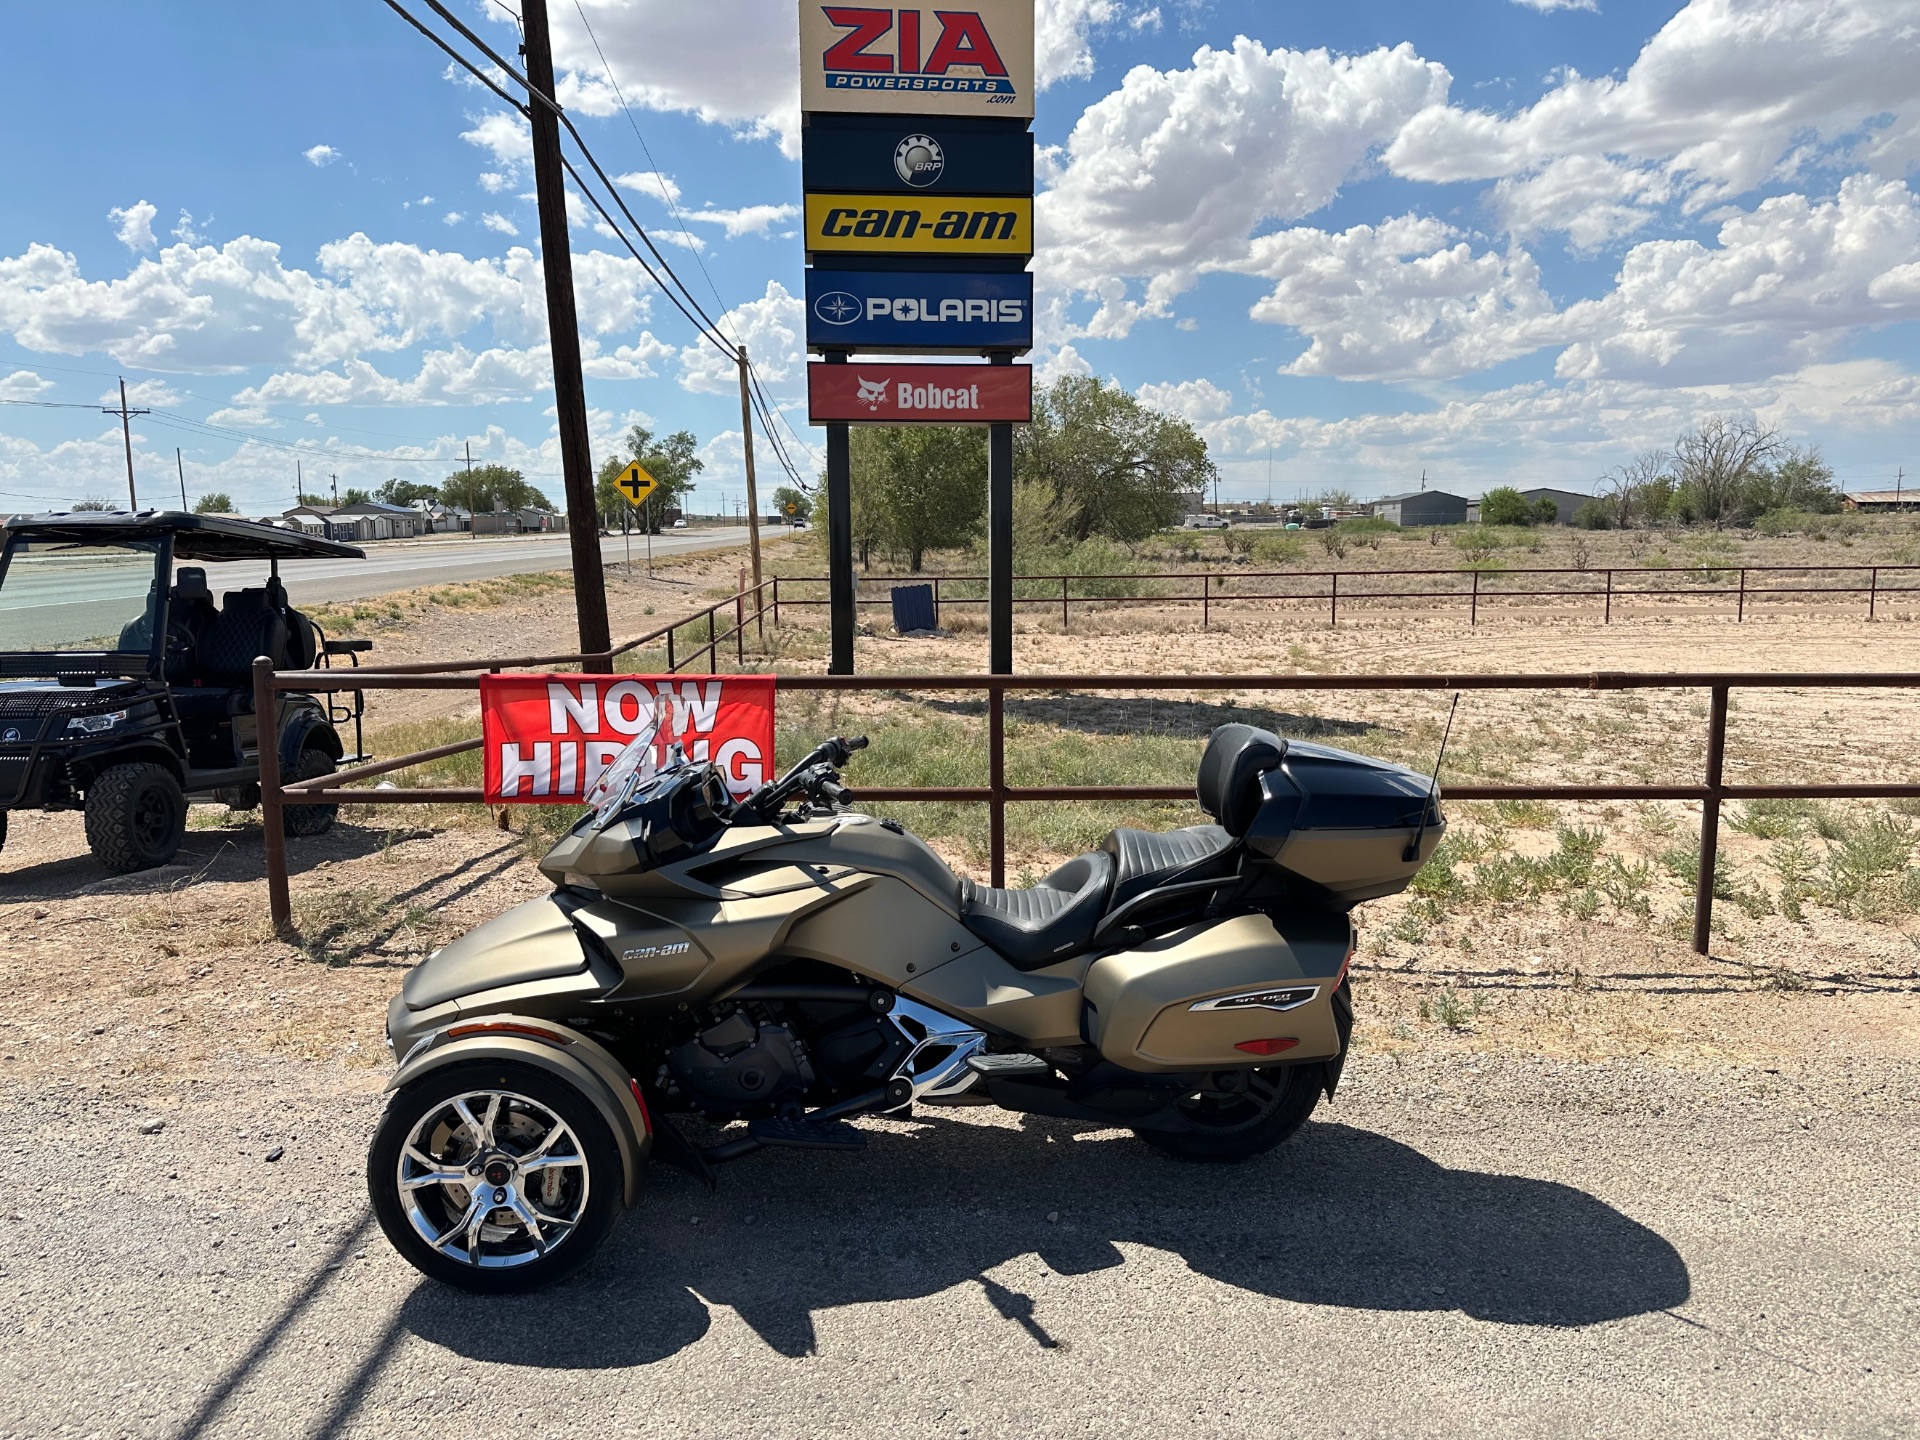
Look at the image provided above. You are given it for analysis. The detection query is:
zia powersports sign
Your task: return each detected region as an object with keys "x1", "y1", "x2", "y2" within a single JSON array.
[
  {"x1": 800, "y1": 2, "x2": 1036, "y2": 118},
  {"x1": 808, "y1": 361, "x2": 1032, "y2": 423},
  {"x1": 806, "y1": 269, "x2": 1032, "y2": 352},
  {"x1": 479, "y1": 674, "x2": 775, "y2": 804}
]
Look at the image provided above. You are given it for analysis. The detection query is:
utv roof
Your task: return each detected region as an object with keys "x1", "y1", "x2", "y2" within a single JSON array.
[{"x1": 3, "y1": 510, "x2": 366, "y2": 561}]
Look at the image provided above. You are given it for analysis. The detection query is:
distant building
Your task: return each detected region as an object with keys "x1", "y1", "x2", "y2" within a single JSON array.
[
  {"x1": 421, "y1": 502, "x2": 471, "y2": 533},
  {"x1": 332, "y1": 499, "x2": 422, "y2": 540},
  {"x1": 1373, "y1": 489, "x2": 1470, "y2": 526},
  {"x1": 1843, "y1": 490, "x2": 1920, "y2": 512},
  {"x1": 1518, "y1": 487, "x2": 1596, "y2": 525}
]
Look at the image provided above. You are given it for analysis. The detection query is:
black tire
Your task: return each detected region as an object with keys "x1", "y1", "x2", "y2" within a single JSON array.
[
  {"x1": 83, "y1": 762, "x2": 186, "y2": 873},
  {"x1": 368, "y1": 1059, "x2": 623, "y2": 1294},
  {"x1": 1135, "y1": 1063, "x2": 1326, "y2": 1164},
  {"x1": 0, "y1": 809, "x2": 7, "y2": 857},
  {"x1": 282, "y1": 748, "x2": 337, "y2": 837}
]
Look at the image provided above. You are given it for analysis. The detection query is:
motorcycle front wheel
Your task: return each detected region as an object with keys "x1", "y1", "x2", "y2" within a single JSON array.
[
  {"x1": 368, "y1": 1059, "x2": 621, "y2": 1293},
  {"x1": 1135, "y1": 1063, "x2": 1325, "y2": 1163}
]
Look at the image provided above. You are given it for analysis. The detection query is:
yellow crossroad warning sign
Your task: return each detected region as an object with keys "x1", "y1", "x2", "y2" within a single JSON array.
[{"x1": 615, "y1": 461, "x2": 655, "y2": 505}]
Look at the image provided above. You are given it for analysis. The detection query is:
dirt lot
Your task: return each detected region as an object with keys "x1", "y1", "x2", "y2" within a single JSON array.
[{"x1": 4, "y1": 537, "x2": 1919, "y2": 1436}]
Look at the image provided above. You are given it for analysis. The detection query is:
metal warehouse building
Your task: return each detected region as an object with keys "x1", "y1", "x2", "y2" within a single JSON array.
[
  {"x1": 1519, "y1": 487, "x2": 1597, "y2": 524},
  {"x1": 1373, "y1": 489, "x2": 1470, "y2": 526}
]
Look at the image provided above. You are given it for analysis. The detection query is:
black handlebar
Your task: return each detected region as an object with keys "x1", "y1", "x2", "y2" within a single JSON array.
[{"x1": 744, "y1": 735, "x2": 868, "y2": 820}]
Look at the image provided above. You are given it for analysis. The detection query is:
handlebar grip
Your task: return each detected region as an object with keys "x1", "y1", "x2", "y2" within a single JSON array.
[
  {"x1": 818, "y1": 780, "x2": 852, "y2": 808},
  {"x1": 844, "y1": 735, "x2": 869, "y2": 752}
]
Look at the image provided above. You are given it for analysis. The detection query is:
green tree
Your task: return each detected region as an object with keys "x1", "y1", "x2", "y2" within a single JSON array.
[
  {"x1": 341, "y1": 487, "x2": 371, "y2": 506},
  {"x1": 851, "y1": 426, "x2": 986, "y2": 571},
  {"x1": 1479, "y1": 486, "x2": 1533, "y2": 526},
  {"x1": 71, "y1": 496, "x2": 113, "y2": 512},
  {"x1": 1672, "y1": 414, "x2": 1782, "y2": 528},
  {"x1": 772, "y1": 485, "x2": 812, "y2": 523},
  {"x1": 1573, "y1": 499, "x2": 1612, "y2": 530},
  {"x1": 377, "y1": 478, "x2": 440, "y2": 506},
  {"x1": 1017, "y1": 376, "x2": 1215, "y2": 544},
  {"x1": 1533, "y1": 495, "x2": 1560, "y2": 525},
  {"x1": 297, "y1": 492, "x2": 331, "y2": 507},
  {"x1": 595, "y1": 425, "x2": 704, "y2": 534},
  {"x1": 1748, "y1": 445, "x2": 1840, "y2": 516},
  {"x1": 192, "y1": 492, "x2": 233, "y2": 514},
  {"x1": 441, "y1": 464, "x2": 551, "y2": 515}
]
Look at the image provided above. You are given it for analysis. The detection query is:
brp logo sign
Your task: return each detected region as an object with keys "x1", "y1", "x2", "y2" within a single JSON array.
[
  {"x1": 814, "y1": 291, "x2": 861, "y2": 326},
  {"x1": 894, "y1": 133, "x2": 944, "y2": 187}
]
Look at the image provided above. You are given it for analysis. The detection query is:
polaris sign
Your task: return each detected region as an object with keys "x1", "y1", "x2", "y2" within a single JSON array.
[{"x1": 805, "y1": 270, "x2": 1032, "y2": 353}]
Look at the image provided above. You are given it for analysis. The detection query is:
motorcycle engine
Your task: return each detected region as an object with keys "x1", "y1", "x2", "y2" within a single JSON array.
[{"x1": 666, "y1": 1008, "x2": 816, "y2": 1115}]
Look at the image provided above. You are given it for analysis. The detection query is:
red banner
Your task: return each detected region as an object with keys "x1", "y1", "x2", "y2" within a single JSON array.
[
  {"x1": 808, "y1": 361, "x2": 1031, "y2": 424},
  {"x1": 479, "y1": 674, "x2": 776, "y2": 804}
]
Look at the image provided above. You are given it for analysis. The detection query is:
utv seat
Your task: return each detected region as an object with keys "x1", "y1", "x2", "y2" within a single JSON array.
[{"x1": 959, "y1": 851, "x2": 1113, "y2": 972}]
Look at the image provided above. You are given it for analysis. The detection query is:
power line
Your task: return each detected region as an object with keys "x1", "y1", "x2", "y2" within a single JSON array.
[{"x1": 570, "y1": 0, "x2": 738, "y2": 345}]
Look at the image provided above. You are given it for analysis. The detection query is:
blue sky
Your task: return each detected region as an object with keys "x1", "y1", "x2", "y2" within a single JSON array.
[{"x1": 2, "y1": 0, "x2": 1918, "y2": 517}]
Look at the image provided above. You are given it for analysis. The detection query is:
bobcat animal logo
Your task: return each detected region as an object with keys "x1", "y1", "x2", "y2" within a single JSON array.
[{"x1": 856, "y1": 376, "x2": 890, "y2": 411}]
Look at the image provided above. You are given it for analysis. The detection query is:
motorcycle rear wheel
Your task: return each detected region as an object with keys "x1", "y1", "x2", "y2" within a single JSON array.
[
  {"x1": 368, "y1": 1060, "x2": 621, "y2": 1293},
  {"x1": 1135, "y1": 1063, "x2": 1324, "y2": 1163}
]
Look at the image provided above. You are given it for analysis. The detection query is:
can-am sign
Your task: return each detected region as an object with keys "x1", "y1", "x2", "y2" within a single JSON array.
[
  {"x1": 479, "y1": 674, "x2": 775, "y2": 804},
  {"x1": 800, "y1": 1, "x2": 1036, "y2": 119},
  {"x1": 809, "y1": 361, "x2": 1032, "y2": 423}
]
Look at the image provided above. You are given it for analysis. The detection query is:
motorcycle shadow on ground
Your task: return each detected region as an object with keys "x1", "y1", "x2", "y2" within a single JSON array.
[{"x1": 398, "y1": 1109, "x2": 1690, "y2": 1366}]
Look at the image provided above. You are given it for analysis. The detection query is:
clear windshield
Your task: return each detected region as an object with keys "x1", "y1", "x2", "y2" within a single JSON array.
[
  {"x1": 582, "y1": 696, "x2": 694, "y2": 828},
  {"x1": 0, "y1": 539, "x2": 166, "y2": 652}
]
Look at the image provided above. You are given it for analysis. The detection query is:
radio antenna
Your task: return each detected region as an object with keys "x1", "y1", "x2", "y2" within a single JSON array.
[{"x1": 1403, "y1": 694, "x2": 1459, "y2": 863}]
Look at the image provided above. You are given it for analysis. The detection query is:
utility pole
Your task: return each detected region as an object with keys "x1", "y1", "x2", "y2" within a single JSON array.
[
  {"x1": 103, "y1": 378, "x2": 148, "y2": 514},
  {"x1": 296, "y1": 459, "x2": 302, "y2": 506},
  {"x1": 522, "y1": 0, "x2": 612, "y2": 666},
  {"x1": 176, "y1": 448, "x2": 187, "y2": 510},
  {"x1": 331, "y1": 473, "x2": 339, "y2": 507},
  {"x1": 736, "y1": 344, "x2": 763, "y2": 593}
]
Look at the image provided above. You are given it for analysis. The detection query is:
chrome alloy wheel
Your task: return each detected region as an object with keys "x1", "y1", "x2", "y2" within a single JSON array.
[{"x1": 396, "y1": 1089, "x2": 590, "y2": 1269}]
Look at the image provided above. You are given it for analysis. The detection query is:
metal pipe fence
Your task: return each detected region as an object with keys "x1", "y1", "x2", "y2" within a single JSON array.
[
  {"x1": 252, "y1": 658, "x2": 1920, "y2": 958},
  {"x1": 767, "y1": 563, "x2": 1920, "y2": 630}
]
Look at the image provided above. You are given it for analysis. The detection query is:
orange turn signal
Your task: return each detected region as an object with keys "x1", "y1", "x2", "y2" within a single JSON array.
[
  {"x1": 1235, "y1": 1037, "x2": 1300, "y2": 1056},
  {"x1": 446, "y1": 1020, "x2": 570, "y2": 1043}
]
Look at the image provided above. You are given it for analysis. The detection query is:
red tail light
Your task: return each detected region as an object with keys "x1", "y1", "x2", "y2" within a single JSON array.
[
  {"x1": 1235, "y1": 1037, "x2": 1300, "y2": 1056},
  {"x1": 628, "y1": 1079, "x2": 653, "y2": 1134}
]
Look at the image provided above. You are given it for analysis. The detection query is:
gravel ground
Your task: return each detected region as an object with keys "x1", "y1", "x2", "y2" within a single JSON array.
[{"x1": 3, "y1": 1050, "x2": 1915, "y2": 1440}]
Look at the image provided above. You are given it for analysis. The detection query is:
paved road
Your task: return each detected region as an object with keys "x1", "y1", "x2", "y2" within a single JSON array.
[
  {"x1": 3, "y1": 1051, "x2": 1914, "y2": 1438},
  {"x1": 0, "y1": 528, "x2": 755, "y2": 648}
]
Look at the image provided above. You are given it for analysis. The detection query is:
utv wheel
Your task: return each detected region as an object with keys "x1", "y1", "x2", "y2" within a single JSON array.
[
  {"x1": 282, "y1": 748, "x2": 338, "y2": 837},
  {"x1": 368, "y1": 1060, "x2": 621, "y2": 1294},
  {"x1": 83, "y1": 762, "x2": 186, "y2": 873},
  {"x1": 1135, "y1": 1063, "x2": 1326, "y2": 1164}
]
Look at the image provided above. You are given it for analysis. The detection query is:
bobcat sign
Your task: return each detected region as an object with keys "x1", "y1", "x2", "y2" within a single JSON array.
[
  {"x1": 479, "y1": 674, "x2": 776, "y2": 804},
  {"x1": 799, "y1": 2, "x2": 1036, "y2": 118}
]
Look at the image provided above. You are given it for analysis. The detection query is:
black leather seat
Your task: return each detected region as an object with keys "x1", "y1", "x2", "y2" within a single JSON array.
[
  {"x1": 956, "y1": 725, "x2": 1290, "y2": 970},
  {"x1": 959, "y1": 851, "x2": 1113, "y2": 971},
  {"x1": 1102, "y1": 824, "x2": 1238, "y2": 911}
]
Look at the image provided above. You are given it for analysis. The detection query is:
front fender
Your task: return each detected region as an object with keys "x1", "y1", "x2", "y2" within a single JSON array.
[{"x1": 386, "y1": 1020, "x2": 653, "y2": 1207}]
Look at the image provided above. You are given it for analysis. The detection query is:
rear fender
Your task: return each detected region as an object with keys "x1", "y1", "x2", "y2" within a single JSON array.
[
  {"x1": 386, "y1": 1019, "x2": 652, "y2": 1206},
  {"x1": 278, "y1": 702, "x2": 341, "y2": 766}
]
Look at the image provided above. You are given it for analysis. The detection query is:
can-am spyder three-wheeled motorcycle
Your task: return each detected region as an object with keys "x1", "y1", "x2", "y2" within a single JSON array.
[{"x1": 369, "y1": 719, "x2": 1445, "y2": 1292}]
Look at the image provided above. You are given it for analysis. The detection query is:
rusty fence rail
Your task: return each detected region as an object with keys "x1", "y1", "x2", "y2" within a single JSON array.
[
  {"x1": 769, "y1": 564, "x2": 1920, "y2": 629},
  {"x1": 252, "y1": 662, "x2": 1920, "y2": 957}
]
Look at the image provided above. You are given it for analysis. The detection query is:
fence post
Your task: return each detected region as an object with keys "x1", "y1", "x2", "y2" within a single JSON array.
[
  {"x1": 1737, "y1": 567, "x2": 1746, "y2": 622},
  {"x1": 932, "y1": 575, "x2": 941, "y2": 628},
  {"x1": 1061, "y1": 575, "x2": 1070, "y2": 633},
  {"x1": 708, "y1": 609, "x2": 718, "y2": 674},
  {"x1": 736, "y1": 587, "x2": 746, "y2": 666},
  {"x1": 1329, "y1": 571, "x2": 1338, "y2": 627},
  {"x1": 255, "y1": 656, "x2": 292, "y2": 937},
  {"x1": 1202, "y1": 573, "x2": 1210, "y2": 630},
  {"x1": 988, "y1": 682, "x2": 1006, "y2": 889},
  {"x1": 667, "y1": 626, "x2": 676, "y2": 673},
  {"x1": 771, "y1": 575, "x2": 780, "y2": 629},
  {"x1": 1604, "y1": 569, "x2": 1613, "y2": 624},
  {"x1": 1470, "y1": 569, "x2": 1480, "y2": 627},
  {"x1": 1870, "y1": 567, "x2": 1879, "y2": 621},
  {"x1": 1692, "y1": 683, "x2": 1729, "y2": 957}
]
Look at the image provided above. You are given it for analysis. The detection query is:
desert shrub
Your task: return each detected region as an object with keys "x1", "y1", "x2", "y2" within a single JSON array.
[
  {"x1": 1451, "y1": 526, "x2": 1502, "y2": 562},
  {"x1": 1253, "y1": 533, "x2": 1305, "y2": 566},
  {"x1": 1480, "y1": 487, "x2": 1534, "y2": 526}
]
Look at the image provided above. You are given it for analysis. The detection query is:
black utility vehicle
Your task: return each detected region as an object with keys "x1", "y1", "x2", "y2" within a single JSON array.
[{"x1": 0, "y1": 511, "x2": 372, "y2": 872}]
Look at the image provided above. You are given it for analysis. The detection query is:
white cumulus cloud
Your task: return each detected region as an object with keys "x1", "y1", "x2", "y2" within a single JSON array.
[
  {"x1": 108, "y1": 201, "x2": 157, "y2": 253},
  {"x1": 303, "y1": 144, "x2": 339, "y2": 166}
]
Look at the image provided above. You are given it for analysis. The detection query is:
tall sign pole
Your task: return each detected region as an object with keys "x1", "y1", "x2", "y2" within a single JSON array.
[
  {"x1": 797, "y1": 0, "x2": 1037, "y2": 677},
  {"x1": 523, "y1": 0, "x2": 612, "y2": 667}
]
